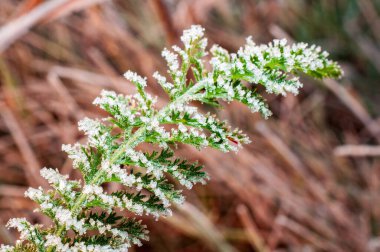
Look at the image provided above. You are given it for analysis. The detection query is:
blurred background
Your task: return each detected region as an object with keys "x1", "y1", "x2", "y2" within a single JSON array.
[{"x1": 0, "y1": 0, "x2": 380, "y2": 251}]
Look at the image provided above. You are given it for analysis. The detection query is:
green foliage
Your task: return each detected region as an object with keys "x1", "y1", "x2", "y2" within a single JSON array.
[{"x1": 0, "y1": 25, "x2": 342, "y2": 252}]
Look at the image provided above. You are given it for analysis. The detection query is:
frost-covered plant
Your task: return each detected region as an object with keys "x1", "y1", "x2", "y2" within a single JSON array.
[{"x1": 0, "y1": 25, "x2": 342, "y2": 252}]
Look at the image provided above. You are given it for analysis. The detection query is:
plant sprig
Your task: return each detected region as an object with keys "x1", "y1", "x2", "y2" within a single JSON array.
[{"x1": 0, "y1": 25, "x2": 342, "y2": 252}]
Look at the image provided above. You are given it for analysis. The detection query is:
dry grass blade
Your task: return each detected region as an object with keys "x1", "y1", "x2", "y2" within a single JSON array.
[
  {"x1": 236, "y1": 204, "x2": 269, "y2": 252},
  {"x1": 334, "y1": 145, "x2": 380, "y2": 156},
  {"x1": 358, "y1": 0, "x2": 380, "y2": 44},
  {"x1": 324, "y1": 79, "x2": 380, "y2": 143},
  {"x1": 47, "y1": 70, "x2": 84, "y2": 121},
  {"x1": 0, "y1": 185, "x2": 27, "y2": 197},
  {"x1": 0, "y1": 0, "x2": 112, "y2": 53},
  {"x1": 176, "y1": 202, "x2": 238, "y2": 252},
  {"x1": 276, "y1": 215, "x2": 341, "y2": 251},
  {"x1": 0, "y1": 0, "x2": 69, "y2": 53},
  {"x1": 150, "y1": 0, "x2": 178, "y2": 45},
  {"x1": 0, "y1": 104, "x2": 47, "y2": 187},
  {"x1": 255, "y1": 121, "x2": 306, "y2": 176}
]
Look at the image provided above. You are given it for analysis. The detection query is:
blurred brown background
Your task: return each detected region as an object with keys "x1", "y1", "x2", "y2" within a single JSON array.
[{"x1": 0, "y1": 0, "x2": 380, "y2": 251}]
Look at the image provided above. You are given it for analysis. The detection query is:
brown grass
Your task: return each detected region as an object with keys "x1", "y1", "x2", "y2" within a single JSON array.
[{"x1": 0, "y1": 0, "x2": 379, "y2": 251}]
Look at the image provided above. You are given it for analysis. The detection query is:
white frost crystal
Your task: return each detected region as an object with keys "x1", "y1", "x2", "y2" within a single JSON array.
[
  {"x1": 181, "y1": 25, "x2": 206, "y2": 49},
  {"x1": 124, "y1": 70, "x2": 147, "y2": 88}
]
